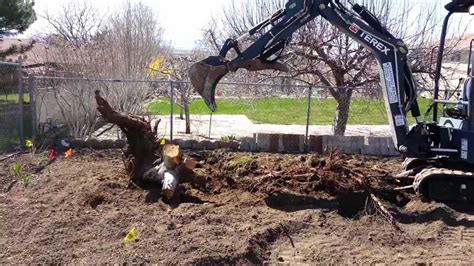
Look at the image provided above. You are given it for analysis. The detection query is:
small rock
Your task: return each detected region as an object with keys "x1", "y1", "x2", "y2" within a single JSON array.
[
  {"x1": 166, "y1": 222, "x2": 176, "y2": 230},
  {"x1": 368, "y1": 231, "x2": 376, "y2": 241},
  {"x1": 278, "y1": 257, "x2": 285, "y2": 262}
]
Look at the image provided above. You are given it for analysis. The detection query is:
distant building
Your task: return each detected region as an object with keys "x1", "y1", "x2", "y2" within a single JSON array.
[
  {"x1": 1, "y1": 37, "x2": 86, "y2": 77},
  {"x1": 0, "y1": 37, "x2": 34, "y2": 61}
]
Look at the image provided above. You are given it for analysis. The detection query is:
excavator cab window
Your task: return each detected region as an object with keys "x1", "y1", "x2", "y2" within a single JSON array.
[{"x1": 444, "y1": 40, "x2": 474, "y2": 118}]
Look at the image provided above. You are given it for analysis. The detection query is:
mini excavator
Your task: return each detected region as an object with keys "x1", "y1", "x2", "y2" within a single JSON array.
[{"x1": 189, "y1": 0, "x2": 474, "y2": 203}]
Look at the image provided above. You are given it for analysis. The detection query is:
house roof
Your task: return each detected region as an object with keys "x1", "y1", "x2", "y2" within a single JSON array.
[
  {"x1": 0, "y1": 38, "x2": 33, "y2": 52},
  {"x1": 0, "y1": 38, "x2": 34, "y2": 62},
  {"x1": 1, "y1": 37, "x2": 63, "y2": 67}
]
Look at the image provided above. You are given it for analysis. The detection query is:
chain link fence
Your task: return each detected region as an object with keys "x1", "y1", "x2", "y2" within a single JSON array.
[
  {"x1": 16, "y1": 74, "x2": 451, "y2": 155},
  {"x1": 0, "y1": 61, "x2": 33, "y2": 154},
  {"x1": 27, "y1": 76, "x2": 400, "y2": 142},
  {"x1": 167, "y1": 81, "x2": 392, "y2": 141},
  {"x1": 32, "y1": 76, "x2": 167, "y2": 141}
]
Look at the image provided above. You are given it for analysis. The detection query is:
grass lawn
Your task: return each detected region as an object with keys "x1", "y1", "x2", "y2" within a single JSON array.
[
  {"x1": 0, "y1": 93, "x2": 30, "y2": 104},
  {"x1": 147, "y1": 97, "x2": 437, "y2": 125}
]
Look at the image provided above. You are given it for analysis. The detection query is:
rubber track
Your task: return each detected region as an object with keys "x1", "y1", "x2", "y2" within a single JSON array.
[{"x1": 413, "y1": 168, "x2": 474, "y2": 197}]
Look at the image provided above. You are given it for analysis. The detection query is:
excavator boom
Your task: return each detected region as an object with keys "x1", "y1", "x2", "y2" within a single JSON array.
[
  {"x1": 190, "y1": 0, "x2": 474, "y2": 203},
  {"x1": 190, "y1": 0, "x2": 421, "y2": 154}
]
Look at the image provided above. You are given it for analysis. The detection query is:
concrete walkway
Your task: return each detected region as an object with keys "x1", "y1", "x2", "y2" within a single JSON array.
[
  {"x1": 96, "y1": 114, "x2": 392, "y2": 140},
  {"x1": 154, "y1": 114, "x2": 391, "y2": 140}
]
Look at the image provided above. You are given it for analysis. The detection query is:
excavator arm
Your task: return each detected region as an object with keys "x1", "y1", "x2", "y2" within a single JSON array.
[{"x1": 190, "y1": 0, "x2": 428, "y2": 155}]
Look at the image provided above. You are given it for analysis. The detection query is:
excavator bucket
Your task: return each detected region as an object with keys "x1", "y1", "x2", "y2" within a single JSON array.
[
  {"x1": 190, "y1": 56, "x2": 289, "y2": 112},
  {"x1": 189, "y1": 56, "x2": 229, "y2": 112}
]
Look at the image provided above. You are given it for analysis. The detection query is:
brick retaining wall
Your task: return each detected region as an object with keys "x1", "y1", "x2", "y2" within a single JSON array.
[{"x1": 67, "y1": 133, "x2": 399, "y2": 157}]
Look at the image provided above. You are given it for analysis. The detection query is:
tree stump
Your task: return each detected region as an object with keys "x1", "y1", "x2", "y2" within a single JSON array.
[{"x1": 94, "y1": 90, "x2": 205, "y2": 201}]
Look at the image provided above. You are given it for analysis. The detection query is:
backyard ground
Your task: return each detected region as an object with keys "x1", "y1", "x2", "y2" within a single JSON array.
[{"x1": 1, "y1": 149, "x2": 474, "y2": 264}]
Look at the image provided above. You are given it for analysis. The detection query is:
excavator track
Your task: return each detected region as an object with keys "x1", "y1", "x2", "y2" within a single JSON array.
[
  {"x1": 402, "y1": 157, "x2": 429, "y2": 171},
  {"x1": 414, "y1": 168, "x2": 474, "y2": 202}
]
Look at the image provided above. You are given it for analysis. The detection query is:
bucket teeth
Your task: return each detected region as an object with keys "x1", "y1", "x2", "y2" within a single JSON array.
[{"x1": 189, "y1": 56, "x2": 229, "y2": 112}]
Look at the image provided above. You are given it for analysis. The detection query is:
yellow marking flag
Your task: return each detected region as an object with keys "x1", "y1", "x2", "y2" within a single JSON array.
[
  {"x1": 123, "y1": 227, "x2": 137, "y2": 244},
  {"x1": 25, "y1": 140, "x2": 33, "y2": 148}
]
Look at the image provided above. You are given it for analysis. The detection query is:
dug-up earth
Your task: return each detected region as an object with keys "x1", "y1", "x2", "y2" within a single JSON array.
[{"x1": 1, "y1": 149, "x2": 474, "y2": 264}]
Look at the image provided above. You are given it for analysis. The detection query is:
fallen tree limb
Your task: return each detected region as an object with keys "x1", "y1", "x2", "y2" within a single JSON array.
[
  {"x1": 94, "y1": 124, "x2": 116, "y2": 138},
  {"x1": 368, "y1": 193, "x2": 403, "y2": 232},
  {"x1": 350, "y1": 172, "x2": 404, "y2": 233},
  {"x1": 0, "y1": 151, "x2": 22, "y2": 162}
]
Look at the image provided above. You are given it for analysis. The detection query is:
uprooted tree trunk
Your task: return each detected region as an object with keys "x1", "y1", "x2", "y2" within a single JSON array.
[{"x1": 94, "y1": 90, "x2": 204, "y2": 201}]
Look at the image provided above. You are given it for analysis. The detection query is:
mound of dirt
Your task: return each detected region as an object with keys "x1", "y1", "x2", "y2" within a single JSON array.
[
  {"x1": 1, "y1": 149, "x2": 474, "y2": 264},
  {"x1": 192, "y1": 150, "x2": 406, "y2": 209}
]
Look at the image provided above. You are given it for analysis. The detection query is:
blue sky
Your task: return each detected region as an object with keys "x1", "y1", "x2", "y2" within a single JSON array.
[{"x1": 24, "y1": 0, "x2": 473, "y2": 50}]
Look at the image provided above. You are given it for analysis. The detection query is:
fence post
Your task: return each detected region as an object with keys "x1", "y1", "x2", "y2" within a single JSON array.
[
  {"x1": 169, "y1": 81, "x2": 174, "y2": 141},
  {"x1": 304, "y1": 86, "x2": 312, "y2": 152},
  {"x1": 28, "y1": 75, "x2": 36, "y2": 139},
  {"x1": 208, "y1": 112, "x2": 213, "y2": 139},
  {"x1": 17, "y1": 59, "x2": 24, "y2": 147}
]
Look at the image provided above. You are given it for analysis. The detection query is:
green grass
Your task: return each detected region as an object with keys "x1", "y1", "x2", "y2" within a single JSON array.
[
  {"x1": 147, "y1": 97, "x2": 437, "y2": 125},
  {"x1": 0, "y1": 93, "x2": 30, "y2": 104},
  {"x1": 231, "y1": 156, "x2": 256, "y2": 167}
]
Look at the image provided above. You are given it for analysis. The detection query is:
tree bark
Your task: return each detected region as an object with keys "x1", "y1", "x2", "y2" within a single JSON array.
[
  {"x1": 333, "y1": 90, "x2": 353, "y2": 136},
  {"x1": 184, "y1": 98, "x2": 191, "y2": 134},
  {"x1": 94, "y1": 90, "x2": 162, "y2": 187},
  {"x1": 177, "y1": 84, "x2": 191, "y2": 134},
  {"x1": 94, "y1": 90, "x2": 205, "y2": 201},
  {"x1": 179, "y1": 94, "x2": 184, "y2": 120}
]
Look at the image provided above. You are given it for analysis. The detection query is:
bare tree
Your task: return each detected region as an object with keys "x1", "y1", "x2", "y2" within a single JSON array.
[
  {"x1": 43, "y1": 1, "x2": 105, "y2": 48},
  {"x1": 35, "y1": 0, "x2": 164, "y2": 138},
  {"x1": 203, "y1": 0, "x2": 457, "y2": 135},
  {"x1": 105, "y1": 0, "x2": 164, "y2": 79}
]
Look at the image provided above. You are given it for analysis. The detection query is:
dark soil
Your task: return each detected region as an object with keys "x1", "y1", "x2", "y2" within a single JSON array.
[{"x1": 1, "y1": 149, "x2": 473, "y2": 264}]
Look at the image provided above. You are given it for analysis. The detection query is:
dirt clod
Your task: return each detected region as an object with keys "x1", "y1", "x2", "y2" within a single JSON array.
[{"x1": 87, "y1": 194, "x2": 105, "y2": 209}]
